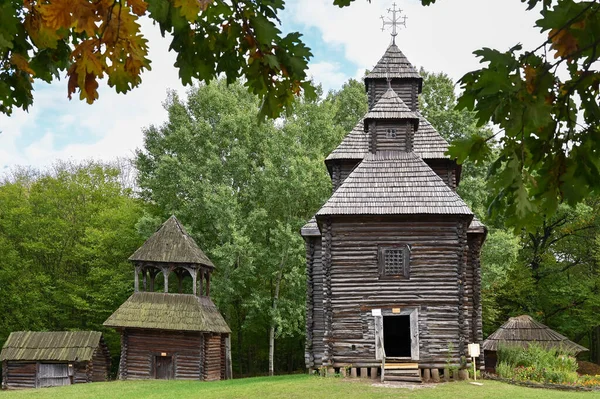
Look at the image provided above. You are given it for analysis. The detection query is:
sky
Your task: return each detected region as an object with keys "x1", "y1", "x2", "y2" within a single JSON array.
[{"x1": 0, "y1": 0, "x2": 546, "y2": 172}]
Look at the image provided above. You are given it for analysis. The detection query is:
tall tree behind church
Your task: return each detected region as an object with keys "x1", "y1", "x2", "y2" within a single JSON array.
[{"x1": 135, "y1": 79, "x2": 366, "y2": 375}]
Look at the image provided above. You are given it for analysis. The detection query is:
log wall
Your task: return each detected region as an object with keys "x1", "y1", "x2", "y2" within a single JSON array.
[
  {"x1": 367, "y1": 79, "x2": 419, "y2": 111},
  {"x1": 369, "y1": 121, "x2": 414, "y2": 153},
  {"x1": 90, "y1": 340, "x2": 111, "y2": 382},
  {"x1": 204, "y1": 334, "x2": 222, "y2": 381},
  {"x1": 316, "y1": 216, "x2": 476, "y2": 369},
  {"x1": 121, "y1": 328, "x2": 205, "y2": 380},
  {"x1": 3, "y1": 361, "x2": 36, "y2": 389},
  {"x1": 330, "y1": 161, "x2": 361, "y2": 193},
  {"x1": 426, "y1": 160, "x2": 457, "y2": 192},
  {"x1": 305, "y1": 237, "x2": 325, "y2": 368}
]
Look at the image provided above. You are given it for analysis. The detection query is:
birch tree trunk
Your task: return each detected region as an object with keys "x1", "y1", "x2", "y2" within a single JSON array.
[{"x1": 269, "y1": 253, "x2": 287, "y2": 376}]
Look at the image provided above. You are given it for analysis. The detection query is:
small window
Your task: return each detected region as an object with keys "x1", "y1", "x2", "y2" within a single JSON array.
[
  {"x1": 386, "y1": 128, "x2": 397, "y2": 138},
  {"x1": 378, "y1": 245, "x2": 410, "y2": 279}
]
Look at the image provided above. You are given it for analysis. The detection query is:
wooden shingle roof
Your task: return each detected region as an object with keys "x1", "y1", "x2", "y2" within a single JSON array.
[
  {"x1": 482, "y1": 315, "x2": 587, "y2": 354},
  {"x1": 365, "y1": 43, "x2": 422, "y2": 81},
  {"x1": 413, "y1": 114, "x2": 450, "y2": 159},
  {"x1": 103, "y1": 292, "x2": 231, "y2": 333},
  {"x1": 300, "y1": 217, "x2": 320, "y2": 237},
  {"x1": 129, "y1": 215, "x2": 214, "y2": 268},
  {"x1": 0, "y1": 331, "x2": 103, "y2": 362},
  {"x1": 316, "y1": 151, "x2": 473, "y2": 216},
  {"x1": 364, "y1": 88, "x2": 419, "y2": 129},
  {"x1": 468, "y1": 216, "x2": 487, "y2": 235},
  {"x1": 325, "y1": 119, "x2": 367, "y2": 162},
  {"x1": 325, "y1": 115, "x2": 450, "y2": 162}
]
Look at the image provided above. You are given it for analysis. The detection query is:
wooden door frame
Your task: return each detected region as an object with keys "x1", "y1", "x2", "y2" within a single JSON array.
[
  {"x1": 153, "y1": 354, "x2": 175, "y2": 380},
  {"x1": 374, "y1": 307, "x2": 419, "y2": 361}
]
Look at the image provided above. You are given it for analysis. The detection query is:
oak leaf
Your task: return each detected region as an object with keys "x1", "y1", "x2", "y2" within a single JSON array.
[
  {"x1": 173, "y1": 0, "x2": 212, "y2": 22},
  {"x1": 25, "y1": 12, "x2": 60, "y2": 49},
  {"x1": 127, "y1": 0, "x2": 148, "y2": 15},
  {"x1": 71, "y1": 1, "x2": 100, "y2": 36},
  {"x1": 10, "y1": 54, "x2": 35, "y2": 75},
  {"x1": 549, "y1": 28, "x2": 578, "y2": 59},
  {"x1": 38, "y1": 0, "x2": 73, "y2": 30}
]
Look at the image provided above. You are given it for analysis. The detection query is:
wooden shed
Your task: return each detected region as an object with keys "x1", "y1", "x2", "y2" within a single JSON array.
[
  {"x1": 482, "y1": 315, "x2": 588, "y2": 372},
  {"x1": 104, "y1": 215, "x2": 232, "y2": 381},
  {"x1": 0, "y1": 331, "x2": 110, "y2": 389},
  {"x1": 302, "y1": 37, "x2": 486, "y2": 383}
]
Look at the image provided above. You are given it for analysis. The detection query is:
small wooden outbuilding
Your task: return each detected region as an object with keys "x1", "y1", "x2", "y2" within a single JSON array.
[
  {"x1": 104, "y1": 215, "x2": 231, "y2": 381},
  {"x1": 0, "y1": 331, "x2": 110, "y2": 389},
  {"x1": 482, "y1": 315, "x2": 588, "y2": 372}
]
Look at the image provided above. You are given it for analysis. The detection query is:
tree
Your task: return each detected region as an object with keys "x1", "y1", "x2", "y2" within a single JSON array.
[
  {"x1": 0, "y1": 0, "x2": 317, "y2": 118},
  {"x1": 135, "y1": 78, "x2": 364, "y2": 375},
  {"x1": 444, "y1": 0, "x2": 600, "y2": 229},
  {"x1": 0, "y1": 161, "x2": 145, "y2": 370}
]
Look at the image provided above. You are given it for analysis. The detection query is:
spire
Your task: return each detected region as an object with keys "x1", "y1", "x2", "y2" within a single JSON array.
[{"x1": 381, "y1": 3, "x2": 407, "y2": 45}]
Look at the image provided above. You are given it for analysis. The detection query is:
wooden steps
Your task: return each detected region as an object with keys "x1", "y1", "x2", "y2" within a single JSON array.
[{"x1": 382, "y1": 362, "x2": 421, "y2": 383}]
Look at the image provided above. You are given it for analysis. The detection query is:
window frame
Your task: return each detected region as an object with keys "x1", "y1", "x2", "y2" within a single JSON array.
[{"x1": 378, "y1": 244, "x2": 410, "y2": 280}]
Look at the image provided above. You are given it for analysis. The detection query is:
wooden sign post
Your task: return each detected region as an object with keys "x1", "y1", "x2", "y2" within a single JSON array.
[{"x1": 468, "y1": 343, "x2": 480, "y2": 381}]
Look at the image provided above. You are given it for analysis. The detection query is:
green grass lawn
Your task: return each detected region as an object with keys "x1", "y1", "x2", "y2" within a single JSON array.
[{"x1": 1, "y1": 374, "x2": 599, "y2": 399}]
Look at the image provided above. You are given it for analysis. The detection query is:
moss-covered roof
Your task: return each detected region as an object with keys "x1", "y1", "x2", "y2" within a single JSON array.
[
  {"x1": 103, "y1": 292, "x2": 231, "y2": 333},
  {"x1": 0, "y1": 331, "x2": 103, "y2": 362},
  {"x1": 129, "y1": 215, "x2": 214, "y2": 268}
]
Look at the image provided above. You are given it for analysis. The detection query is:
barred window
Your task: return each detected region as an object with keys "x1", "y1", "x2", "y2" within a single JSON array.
[
  {"x1": 386, "y1": 128, "x2": 397, "y2": 138},
  {"x1": 378, "y1": 245, "x2": 410, "y2": 279}
]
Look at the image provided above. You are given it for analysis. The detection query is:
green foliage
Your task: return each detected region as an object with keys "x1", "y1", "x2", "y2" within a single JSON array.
[
  {"x1": 0, "y1": 161, "x2": 145, "y2": 372},
  {"x1": 496, "y1": 344, "x2": 579, "y2": 385},
  {"x1": 451, "y1": 0, "x2": 600, "y2": 230},
  {"x1": 135, "y1": 77, "x2": 362, "y2": 374}
]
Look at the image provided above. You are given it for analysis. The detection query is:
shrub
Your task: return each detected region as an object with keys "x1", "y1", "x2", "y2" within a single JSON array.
[{"x1": 496, "y1": 343, "x2": 580, "y2": 385}]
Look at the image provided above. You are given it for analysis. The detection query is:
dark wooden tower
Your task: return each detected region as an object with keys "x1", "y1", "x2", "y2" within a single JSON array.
[
  {"x1": 104, "y1": 215, "x2": 231, "y2": 381},
  {"x1": 302, "y1": 36, "x2": 487, "y2": 382}
]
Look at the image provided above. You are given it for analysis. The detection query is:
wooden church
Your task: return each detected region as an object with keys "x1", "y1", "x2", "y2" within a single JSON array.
[
  {"x1": 104, "y1": 215, "x2": 231, "y2": 381},
  {"x1": 302, "y1": 8, "x2": 486, "y2": 382}
]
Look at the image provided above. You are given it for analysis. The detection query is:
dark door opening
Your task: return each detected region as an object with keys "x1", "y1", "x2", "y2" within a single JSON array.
[
  {"x1": 155, "y1": 356, "x2": 174, "y2": 379},
  {"x1": 383, "y1": 315, "x2": 411, "y2": 357}
]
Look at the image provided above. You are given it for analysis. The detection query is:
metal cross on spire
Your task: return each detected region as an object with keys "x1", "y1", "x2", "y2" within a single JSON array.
[{"x1": 381, "y1": 3, "x2": 407, "y2": 45}]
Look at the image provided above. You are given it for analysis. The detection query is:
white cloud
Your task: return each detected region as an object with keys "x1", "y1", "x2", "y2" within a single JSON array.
[
  {"x1": 289, "y1": 0, "x2": 543, "y2": 82},
  {"x1": 308, "y1": 61, "x2": 349, "y2": 92},
  {"x1": 0, "y1": 17, "x2": 185, "y2": 172},
  {"x1": 0, "y1": 1, "x2": 547, "y2": 172}
]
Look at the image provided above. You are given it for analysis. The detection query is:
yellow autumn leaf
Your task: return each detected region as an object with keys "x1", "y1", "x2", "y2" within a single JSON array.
[
  {"x1": 126, "y1": 0, "x2": 148, "y2": 16},
  {"x1": 25, "y1": 13, "x2": 60, "y2": 49},
  {"x1": 71, "y1": 0, "x2": 100, "y2": 36},
  {"x1": 83, "y1": 72, "x2": 99, "y2": 103},
  {"x1": 524, "y1": 65, "x2": 537, "y2": 95},
  {"x1": 10, "y1": 54, "x2": 35, "y2": 75},
  {"x1": 549, "y1": 28, "x2": 578, "y2": 59},
  {"x1": 173, "y1": 0, "x2": 211, "y2": 22},
  {"x1": 38, "y1": 0, "x2": 73, "y2": 31}
]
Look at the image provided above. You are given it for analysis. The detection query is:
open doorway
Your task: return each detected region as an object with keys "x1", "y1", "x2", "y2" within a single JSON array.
[{"x1": 383, "y1": 315, "x2": 411, "y2": 357}]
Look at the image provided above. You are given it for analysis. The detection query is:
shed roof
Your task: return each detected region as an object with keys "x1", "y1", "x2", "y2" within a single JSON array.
[
  {"x1": 482, "y1": 315, "x2": 588, "y2": 354},
  {"x1": 300, "y1": 217, "x2": 320, "y2": 237},
  {"x1": 364, "y1": 88, "x2": 419, "y2": 129},
  {"x1": 0, "y1": 331, "x2": 103, "y2": 362},
  {"x1": 129, "y1": 215, "x2": 214, "y2": 268},
  {"x1": 103, "y1": 292, "x2": 231, "y2": 333},
  {"x1": 316, "y1": 151, "x2": 473, "y2": 216},
  {"x1": 364, "y1": 43, "x2": 422, "y2": 81}
]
